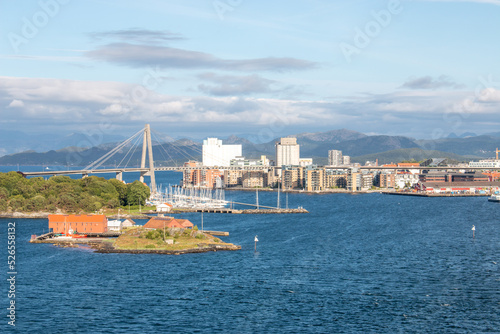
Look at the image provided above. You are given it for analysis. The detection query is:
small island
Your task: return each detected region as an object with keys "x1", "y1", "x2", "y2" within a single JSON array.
[
  {"x1": 31, "y1": 215, "x2": 241, "y2": 255},
  {"x1": 95, "y1": 226, "x2": 241, "y2": 254}
]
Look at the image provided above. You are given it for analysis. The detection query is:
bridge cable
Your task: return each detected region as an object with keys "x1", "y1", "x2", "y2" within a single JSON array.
[{"x1": 84, "y1": 129, "x2": 143, "y2": 170}]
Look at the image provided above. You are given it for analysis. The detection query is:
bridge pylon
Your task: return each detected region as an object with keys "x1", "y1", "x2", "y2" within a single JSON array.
[{"x1": 140, "y1": 124, "x2": 156, "y2": 193}]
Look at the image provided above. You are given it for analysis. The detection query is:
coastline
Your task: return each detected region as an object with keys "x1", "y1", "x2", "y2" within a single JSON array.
[{"x1": 30, "y1": 238, "x2": 241, "y2": 255}]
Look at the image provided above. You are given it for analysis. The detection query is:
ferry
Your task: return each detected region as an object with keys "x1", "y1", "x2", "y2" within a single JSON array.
[{"x1": 488, "y1": 194, "x2": 500, "y2": 202}]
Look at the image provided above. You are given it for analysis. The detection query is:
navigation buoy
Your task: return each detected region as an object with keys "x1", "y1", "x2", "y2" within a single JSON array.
[
  {"x1": 254, "y1": 235, "x2": 259, "y2": 251},
  {"x1": 472, "y1": 225, "x2": 475, "y2": 238}
]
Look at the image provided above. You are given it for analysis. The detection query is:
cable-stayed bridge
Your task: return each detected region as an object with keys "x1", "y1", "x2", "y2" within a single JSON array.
[{"x1": 19, "y1": 124, "x2": 274, "y2": 192}]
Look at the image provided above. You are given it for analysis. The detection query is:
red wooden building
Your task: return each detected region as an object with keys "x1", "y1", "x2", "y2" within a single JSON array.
[{"x1": 48, "y1": 214, "x2": 108, "y2": 234}]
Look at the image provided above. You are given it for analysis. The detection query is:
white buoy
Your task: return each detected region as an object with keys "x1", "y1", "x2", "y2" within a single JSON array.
[
  {"x1": 472, "y1": 225, "x2": 475, "y2": 238},
  {"x1": 254, "y1": 235, "x2": 259, "y2": 251}
]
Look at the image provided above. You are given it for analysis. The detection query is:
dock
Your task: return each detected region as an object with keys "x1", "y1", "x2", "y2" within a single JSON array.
[
  {"x1": 203, "y1": 230, "x2": 229, "y2": 236},
  {"x1": 171, "y1": 207, "x2": 309, "y2": 214},
  {"x1": 382, "y1": 192, "x2": 490, "y2": 197},
  {"x1": 31, "y1": 232, "x2": 54, "y2": 241}
]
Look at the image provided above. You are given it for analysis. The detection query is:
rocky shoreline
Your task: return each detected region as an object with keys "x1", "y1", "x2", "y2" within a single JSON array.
[{"x1": 32, "y1": 238, "x2": 241, "y2": 255}]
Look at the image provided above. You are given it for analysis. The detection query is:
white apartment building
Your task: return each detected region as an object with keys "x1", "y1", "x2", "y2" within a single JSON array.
[
  {"x1": 328, "y1": 150, "x2": 343, "y2": 166},
  {"x1": 202, "y1": 138, "x2": 242, "y2": 166},
  {"x1": 276, "y1": 137, "x2": 300, "y2": 166}
]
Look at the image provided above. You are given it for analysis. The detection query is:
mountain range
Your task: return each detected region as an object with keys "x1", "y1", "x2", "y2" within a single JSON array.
[{"x1": 1, "y1": 128, "x2": 499, "y2": 166}]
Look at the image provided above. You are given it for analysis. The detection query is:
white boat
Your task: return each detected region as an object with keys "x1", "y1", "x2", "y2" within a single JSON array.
[{"x1": 488, "y1": 194, "x2": 500, "y2": 202}]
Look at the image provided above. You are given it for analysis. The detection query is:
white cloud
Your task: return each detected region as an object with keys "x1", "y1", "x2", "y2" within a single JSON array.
[
  {"x1": 1, "y1": 76, "x2": 499, "y2": 139},
  {"x1": 8, "y1": 99, "x2": 24, "y2": 108}
]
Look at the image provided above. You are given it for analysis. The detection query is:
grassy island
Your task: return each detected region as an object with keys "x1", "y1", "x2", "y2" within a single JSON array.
[
  {"x1": 114, "y1": 227, "x2": 231, "y2": 250},
  {"x1": 90, "y1": 226, "x2": 241, "y2": 254}
]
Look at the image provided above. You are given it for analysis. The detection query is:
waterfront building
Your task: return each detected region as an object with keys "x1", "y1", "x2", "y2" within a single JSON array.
[
  {"x1": 202, "y1": 138, "x2": 242, "y2": 166},
  {"x1": 418, "y1": 181, "x2": 500, "y2": 194},
  {"x1": 182, "y1": 161, "x2": 202, "y2": 187},
  {"x1": 242, "y1": 171, "x2": 267, "y2": 188},
  {"x1": 223, "y1": 170, "x2": 243, "y2": 188},
  {"x1": 343, "y1": 155, "x2": 351, "y2": 166},
  {"x1": 347, "y1": 171, "x2": 362, "y2": 191},
  {"x1": 325, "y1": 174, "x2": 347, "y2": 188},
  {"x1": 304, "y1": 166, "x2": 324, "y2": 191},
  {"x1": 107, "y1": 219, "x2": 123, "y2": 232},
  {"x1": 395, "y1": 172, "x2": 420, "y2": 188},
  {"x1": 276, "y1": 137, "x2": 300, "y2": 167},
  {"x1": 299, "y1": 158, "x2": 313, "y2": 167},
  {"x1": 282, "y1": 165, "x2": 304, "y2": 189},
  {"x1": 328, "y1": 150, "x2": 343, "y2": 166},
  {"x1": 378, "y1": 172, "x2": 396, "y2": 188},
  {"x1": 182, "y1": 160, "x2": 222, "y2": 189},
  {"x1": 48, "y1": 214, "x2": 108, "y2": 234},
  {"x1": 362, "y1": 173, "x2": 374, "y2": 190},
  {"x1": 144, "y1": 216, "x2": 193, "y2": 229}
]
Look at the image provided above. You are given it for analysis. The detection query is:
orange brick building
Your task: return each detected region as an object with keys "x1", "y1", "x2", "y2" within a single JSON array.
[{"x1": 48, "y1": 214, "x2": 108, "y2": 234}]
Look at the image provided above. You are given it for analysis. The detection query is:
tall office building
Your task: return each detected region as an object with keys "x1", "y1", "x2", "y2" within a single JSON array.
[
  {"x1": 343, "y1": 155, "x2": 351, "y2": 166},
  {"x1": 202, "y1": 138, "x2": 242, "y2": 166},
  {"x1": 328, "y1": 150, "x2": 343, "y2": 166},
  {"x1": 275, "y1": 137, "x2": 300, "y2": 166}
]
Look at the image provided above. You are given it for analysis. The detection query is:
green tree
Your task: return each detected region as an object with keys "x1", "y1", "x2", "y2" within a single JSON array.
[
  {"x1": 9, "y1": 195, "x2": 25, "y2": 211},
  {"x1": 0, "y1": 199, "x2": 7, "y2": 212},
  {"x1": 0, "y1": 187, "x2": 8, "y2": 200},
  {"x1": 126, "y1": 181, "x2": 150, "y2": 206},
  {"x1": 109, "y1": 179, "x2": 128, "y2": 206},
  {"x1": 25, "y1": 195, "x2": 46, "y2": 212}
]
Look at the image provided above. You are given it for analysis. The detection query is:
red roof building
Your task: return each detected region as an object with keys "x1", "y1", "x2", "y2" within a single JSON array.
[
  {"x1": 144, "y1": 217, "x2": 194, "y2": 229},
  {"x1": 48, "y1": 214, "x2": 108, "y2": 234}
]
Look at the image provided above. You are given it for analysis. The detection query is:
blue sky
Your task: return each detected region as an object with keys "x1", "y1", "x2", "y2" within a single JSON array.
[{"x1": 1, "y1": 0, "x2": 499, "y2": 144}]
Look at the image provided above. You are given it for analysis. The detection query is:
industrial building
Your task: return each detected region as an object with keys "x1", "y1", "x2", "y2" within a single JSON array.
[{"x1": 48, "y1": 214, "x2": 108, "y2": 234}]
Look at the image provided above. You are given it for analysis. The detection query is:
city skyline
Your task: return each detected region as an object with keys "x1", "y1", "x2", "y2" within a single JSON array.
[{"x1": 1, "y1": 1, "x2": 500, "y2": 142}]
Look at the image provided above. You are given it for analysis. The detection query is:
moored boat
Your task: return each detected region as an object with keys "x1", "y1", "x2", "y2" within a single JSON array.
[{"x1": 488, "y1": 194, "x2": 500, "y2": 202}]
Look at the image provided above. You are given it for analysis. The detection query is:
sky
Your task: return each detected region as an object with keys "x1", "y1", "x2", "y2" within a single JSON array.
[{"x1": 1, "y1": 0, "x2": 500, "y2": 145}]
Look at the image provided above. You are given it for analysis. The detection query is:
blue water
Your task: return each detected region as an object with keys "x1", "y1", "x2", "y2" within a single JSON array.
[{"x1": 1, "y1": 168, "x2": 500, "y2": 333}]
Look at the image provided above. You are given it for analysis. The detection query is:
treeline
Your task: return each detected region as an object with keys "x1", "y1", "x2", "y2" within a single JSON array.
[{"x1": 0, "y1": 172, "x2": 150, "y2": 213}]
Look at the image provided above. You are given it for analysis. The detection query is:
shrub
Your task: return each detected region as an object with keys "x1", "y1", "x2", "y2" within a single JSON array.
[
  {"x1": 0, "y1": 199, "x2": 7, "y2": 212},
  {"x1": 145, "y1": 244, "x2": 156, "y2": 249}
]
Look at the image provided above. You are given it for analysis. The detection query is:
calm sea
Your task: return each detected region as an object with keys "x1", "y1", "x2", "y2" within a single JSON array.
[{"x1": 1, "y1": 167, "x2": 499, "y2": 333}]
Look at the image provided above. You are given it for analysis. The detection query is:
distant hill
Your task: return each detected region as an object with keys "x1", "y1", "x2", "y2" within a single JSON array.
[
  {"x1": 2, "y1": 127, "x2": 499, "y2": 166},
  {"x1": 333, "y1": 136, "x2": 419, "y2": 157},
  {"x1": 415, "y1": 135, "x2": 500, "y2": 158},
  {"x1": 0, "y1": 129, "x2": 126, "y2": 157},
  {"x1": 447, "y1": 132, "x2": 477, "y2": 139},
  {"x1": 295, "y1": 129, "x2": 366, "y2": 143},
  {"x1": 352, "y1": 148, "x2": 469, "y2": 165},
  {"x1": 0, "y1": 140, "x2": 202, "y2": 166}
]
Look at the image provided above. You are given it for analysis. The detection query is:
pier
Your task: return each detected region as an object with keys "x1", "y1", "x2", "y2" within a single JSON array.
[
  {"x1": 382, "y1": 191, "x2": 490, "y2": 197},
  {"x1": 171, "y1": 207, "x2": 309, "y2": 214}
]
